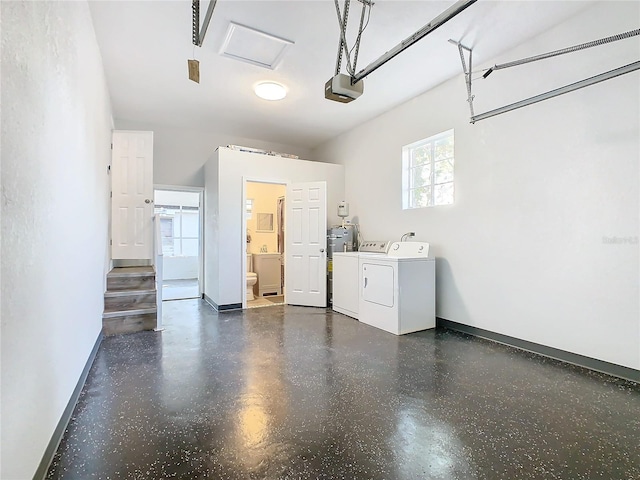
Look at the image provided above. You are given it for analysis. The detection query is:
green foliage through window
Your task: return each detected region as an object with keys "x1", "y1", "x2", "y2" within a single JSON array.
[{"x1": 402, "y1": 130, "x2": 454, "y2": 209}]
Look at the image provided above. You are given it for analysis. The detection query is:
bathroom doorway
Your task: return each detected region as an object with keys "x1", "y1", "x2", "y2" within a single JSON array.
[
  {"x1": 244, "y1": 180, "x2": 286, "y2": 308},
  {"x1": 154, "y1": 187, "x2": 203, "y2": 301}
]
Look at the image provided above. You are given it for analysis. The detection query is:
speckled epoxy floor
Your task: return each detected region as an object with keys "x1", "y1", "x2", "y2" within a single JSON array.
[{"x1": 47, "y1": 300, "x2": 640, "y2": 479}]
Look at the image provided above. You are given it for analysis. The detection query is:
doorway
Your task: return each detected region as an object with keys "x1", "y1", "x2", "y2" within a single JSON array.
[
  {"x1": 154, "y1": 187, "x2": 203, "y2": 301},
  {"x1": 244, "y1": 180, "x2": 286, "y2": 308}
]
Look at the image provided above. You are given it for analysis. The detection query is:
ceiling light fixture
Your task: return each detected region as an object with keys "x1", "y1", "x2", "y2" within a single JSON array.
[{"x1": 254, "y1": 81, "x2": 287, "y2": 101}]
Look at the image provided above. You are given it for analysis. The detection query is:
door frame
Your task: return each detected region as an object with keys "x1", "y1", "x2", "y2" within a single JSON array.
[
  {"x1": 242, "y1": 176, "x2": 288, "y2": 308},
  {"x1": 154, "y1": 184, "x2": 205, "y2": 298}
]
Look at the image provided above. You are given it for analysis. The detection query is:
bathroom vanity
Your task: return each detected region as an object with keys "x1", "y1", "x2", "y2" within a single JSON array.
[{"x1": 253, "y1": 253, "x2": 282, "y2": 297}]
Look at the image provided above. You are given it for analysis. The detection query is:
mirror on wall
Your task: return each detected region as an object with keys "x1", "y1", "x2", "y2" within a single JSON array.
[{"x1": 256, "y1": 213, "x2": 274, "y2": 232}]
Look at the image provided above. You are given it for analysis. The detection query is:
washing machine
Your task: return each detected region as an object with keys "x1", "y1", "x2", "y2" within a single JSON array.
[
  {"x1": 359, "y1": 242, "x2": 435, "y2": 335},
  {"x1": 332, "y1": 241, "x2": 390, "y2": 319}
]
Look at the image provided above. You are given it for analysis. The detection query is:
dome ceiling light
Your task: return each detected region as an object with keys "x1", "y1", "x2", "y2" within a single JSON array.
[{"x1": 254, "y1": 82, "x2": 287, "y2": 101}]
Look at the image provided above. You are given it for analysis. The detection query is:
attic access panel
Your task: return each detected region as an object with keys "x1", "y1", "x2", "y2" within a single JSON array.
[{"x1": 220, "y1": 22, "x2": 293, "y2": 70}]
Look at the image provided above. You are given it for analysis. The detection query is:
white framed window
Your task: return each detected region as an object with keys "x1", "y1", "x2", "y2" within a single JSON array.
[
  {"x1": 402, "y1": 129, "x2": 454, "y2": 209},
  {"x1": 154, "y1": 205, "x2": 200, "y2": 256}
]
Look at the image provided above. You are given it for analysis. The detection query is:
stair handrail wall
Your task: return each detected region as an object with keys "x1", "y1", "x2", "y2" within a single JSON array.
[{"x1": 153, "y1": 214, "x2": 163, "y2": 330}]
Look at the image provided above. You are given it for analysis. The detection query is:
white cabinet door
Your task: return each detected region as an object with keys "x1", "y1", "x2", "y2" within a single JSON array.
[
  {"x1": 285, "y1": 181, "x2": 327, "y2": 307},
  {"x1": 111, "y1": 131, "x2": 154, "y2": 260}
]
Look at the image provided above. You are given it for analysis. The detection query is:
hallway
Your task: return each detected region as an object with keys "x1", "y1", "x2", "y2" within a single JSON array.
[{"x1": 47, "y1": 300, "x2": 640, "y2": 479}]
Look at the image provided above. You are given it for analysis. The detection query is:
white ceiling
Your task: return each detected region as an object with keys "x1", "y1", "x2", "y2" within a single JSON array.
[{"x1": 88, "y1": 0, "x2": 595, "y2": 149}]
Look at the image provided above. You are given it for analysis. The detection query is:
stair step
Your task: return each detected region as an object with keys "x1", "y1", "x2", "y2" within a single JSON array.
[
  {"x1": 107, "y1": 275, "x2": 155, "y2": 292},
  {"x1": 104, "y1": 289, "x2": 156, "y2": 298},
  {"x1": 104, "y1": 292, "x2": 156, "y2": 311},
  {"x1": 103, "y1": 312, "x2": 156, "y2": 336},
  {"x1": 107, "y1": 266, "x2": 155, "y2": 278},
  {"x1": 103, "y1": 306, "x2": 157, "y2": 319}
]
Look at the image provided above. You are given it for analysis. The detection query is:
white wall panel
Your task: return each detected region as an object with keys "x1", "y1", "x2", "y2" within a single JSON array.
[{"x1": 1, "y1": 1, "x2": 112, "y2": 477}]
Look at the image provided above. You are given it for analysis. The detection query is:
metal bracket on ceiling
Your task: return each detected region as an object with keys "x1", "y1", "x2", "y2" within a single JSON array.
[
  {"x1": 451, "y1": 28, "x2": 640, "y2": 124},
  {"x1": 192, "y1": 0, "x2": 218, "y2": 47},
  {"x1": 448, "y1": 40, "x2": 475, "y2": 120},
  {"x1": 333, "y1": 0, "x2": 372, "y2": 78}
]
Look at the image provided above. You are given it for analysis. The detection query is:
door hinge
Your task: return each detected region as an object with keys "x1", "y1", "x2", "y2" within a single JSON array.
[
  {"x1": 110, "y1": 239, "x2": 112, "y2": 245},
  {"x1": 110, "y1": 143, "x2": 113, "y2": 150},
  {"x1": 110, "y1": 191, "x2": 112, "y2": 198}
]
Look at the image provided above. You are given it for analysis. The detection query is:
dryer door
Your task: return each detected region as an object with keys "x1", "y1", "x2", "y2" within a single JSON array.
[{"x1": 361, "y1": 263, "x2": 395, "y2": 307}]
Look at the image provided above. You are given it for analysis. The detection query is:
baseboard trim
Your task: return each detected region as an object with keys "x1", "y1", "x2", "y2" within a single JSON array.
[
  {"x1": 203, "y1": 293, "x2": 214, "y2": 308},
  {"x1": 203, "y1": 294, "x2": 242, "y2": 312},
  {"x1": 436, "y1": 318, "x2": 639, "y2": 384},
  {"x1": 33, "y1": 333, "x2": 103, "y2": 480},
  {"x1": 218, "y1": 303, "x2": 242, "y2": 311}
]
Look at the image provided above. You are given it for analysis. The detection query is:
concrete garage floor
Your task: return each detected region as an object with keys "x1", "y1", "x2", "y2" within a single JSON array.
[
  {"x1": 47, "y1": 300, "x2": 640, "y2": 479},
  {"x1": 162, "y1": 278, "x2": 199, "y2": 301}
]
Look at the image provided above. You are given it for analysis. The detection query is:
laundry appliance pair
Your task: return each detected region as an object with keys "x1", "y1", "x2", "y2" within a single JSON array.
[{"x1": 332, "y1": 241, "x2": 435, "y2": 335}]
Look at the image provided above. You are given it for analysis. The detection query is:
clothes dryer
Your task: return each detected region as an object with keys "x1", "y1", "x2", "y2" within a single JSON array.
[{"x1": 359, "y1": 242, "x2": 435, "y2": 335}]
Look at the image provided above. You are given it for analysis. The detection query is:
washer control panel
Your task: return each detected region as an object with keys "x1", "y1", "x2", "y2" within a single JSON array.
[
  {"x1": 358, "y1": 240, "x2": 391, "y2": 253},
  {"x1": 387, "y1": 241, "x2": 430, "y2": 258}
]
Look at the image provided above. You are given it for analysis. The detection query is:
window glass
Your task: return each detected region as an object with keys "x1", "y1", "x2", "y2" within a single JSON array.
[
  {"x1": 182, "y1": 239, "x2": 199, "y2": 257},
  {"x1": 402, "y1": 129, "x2": 454, "y2": 209},
  {"x1": 155, "y1": 203, "x2": 200, "y2": 256},
  {"x1": 182, "y1": 212, "x2": 199, "y2": 238}
]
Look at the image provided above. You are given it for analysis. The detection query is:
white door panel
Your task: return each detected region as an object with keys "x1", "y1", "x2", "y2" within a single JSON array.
[
  {"x1": 111, "y1": 131, "x2": 154, "y2": 260},
  {"x1": 362, "y1": 263, "x2": 395, "y2": 307},
  {"x1": 286, "y1": 181, "x2": 327, "y2": 307}
]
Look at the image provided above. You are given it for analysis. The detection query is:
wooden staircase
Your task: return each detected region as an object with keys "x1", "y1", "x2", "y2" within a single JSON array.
[{"x1": 103, "y1": 266, "x2": 157, "y2": 335}]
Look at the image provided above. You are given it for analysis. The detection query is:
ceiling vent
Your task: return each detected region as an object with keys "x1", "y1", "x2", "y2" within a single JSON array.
[{"x1": 220, "y1": 22, "x2": 293, "y2": 70}]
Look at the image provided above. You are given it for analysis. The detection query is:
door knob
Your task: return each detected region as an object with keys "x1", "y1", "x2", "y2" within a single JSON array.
[
  {"x1": 145, "y1": 199, "x2": 152, "y2": 204},
  {"x1": 320, "y1": 248, "x2": 325, "y2": 252}
]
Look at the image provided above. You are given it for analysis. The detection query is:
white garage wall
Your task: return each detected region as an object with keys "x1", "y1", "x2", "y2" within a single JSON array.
[
  {"x1": 116, "y1": 121, "x2": 315, "y2": 187},
  {"x1": 205, "y1": 147, "x2": 344, "y2": 306},
  {"x1": 314, "y1": 1, "x2": 639, "y2": 370},
  {"x1": 1, "y1": 1, "x2": 112, "y2": 478}
]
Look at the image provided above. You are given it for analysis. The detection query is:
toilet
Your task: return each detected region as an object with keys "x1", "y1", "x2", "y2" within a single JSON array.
[{"x1": 246, "y1": 253, "x2": 257, "y2": 302}]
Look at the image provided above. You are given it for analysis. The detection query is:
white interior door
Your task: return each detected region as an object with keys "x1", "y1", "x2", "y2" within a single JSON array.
[
  {"x1": 111, "y1": 131, "x2": 154, "y2": 260},
  {"x1": 285, "y1": 181, "x2": 327, "y2": 307}
]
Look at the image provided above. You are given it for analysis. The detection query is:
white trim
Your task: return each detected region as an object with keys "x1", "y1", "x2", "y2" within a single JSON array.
[{"x1": 154, "y1": 184, "x2": 204, "y2": 193}]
